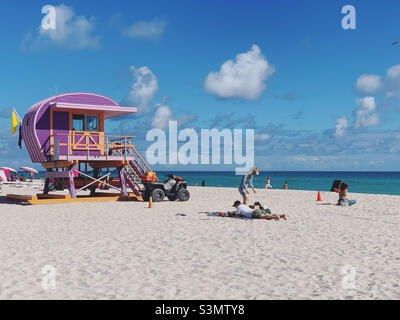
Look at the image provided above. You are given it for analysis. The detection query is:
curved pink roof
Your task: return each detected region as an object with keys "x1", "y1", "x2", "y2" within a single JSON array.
[{"x1": 22, "y1": 92, "x2": 135, "y2": 163}]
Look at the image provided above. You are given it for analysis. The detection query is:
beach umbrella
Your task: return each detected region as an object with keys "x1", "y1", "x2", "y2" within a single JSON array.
[
  {"x1": 1, "y1": 167, "x2": 17, "y2": 181},
  {"x1": 0, "y1": 169, "x2": 7, "y2": 182},
  {"x1": 19, "y1": 166, "x2": 39, "y2": 174},
  {"x1": 1, "y1": 167, "x2": 17, "y2": 173},
  {"x1": 19, "y1": 166, "x2": 39, "y2": 181}
]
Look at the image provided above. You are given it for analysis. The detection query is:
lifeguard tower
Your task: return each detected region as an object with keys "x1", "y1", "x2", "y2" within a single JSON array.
[{"x1": 12, "y1": 92, "x2": 157, "y2": 204}]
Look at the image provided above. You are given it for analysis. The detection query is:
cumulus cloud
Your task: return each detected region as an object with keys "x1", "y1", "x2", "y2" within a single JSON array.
[
  {"x1": 151, "y1": 102, "x2": 197, "y2": 130},
  {"x1": 204, "y1": 44, "x2": 274, "y2": 100},
  {"x1": 385, "y1": 64, "x2": 400, "y2": 99},
  {"x1": 22, "y1": 4, "x2": 99, "y2": 50},
  {"x1": 255, "y1": 133, "x2": 271, "y2": 141},
  {"x1": 334, "y1": 116, "x2": 349, "y2": 137},
  {"x1": 354, "y1": 96, "x2": 380, "y2": 128},
  {"x1": 177, "y1": 114, "x2": 198, "y2": 127},
  {"x1": 122, "y1": 66, "x2": 158, "y2": 115},
  {"x1": 152, "y1": 103, "x2": 173, "y2": 129},
  {"x1": 355, "y1": 74, "x2": 383, "y2": 94},
  {"x1": 354, "y1": 65, "x2": 400, "y2": 103},
  {"x1": 123, "y1": 19, "x2": 167, "y2": 40}
]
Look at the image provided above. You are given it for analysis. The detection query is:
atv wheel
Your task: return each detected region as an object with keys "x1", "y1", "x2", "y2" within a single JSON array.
[
  {"x1": 151, "y1": 188, "x2": 165, "y2": 202},
  {"x1": 177, "y1": 188, "x2": 190, "y2": 201}
]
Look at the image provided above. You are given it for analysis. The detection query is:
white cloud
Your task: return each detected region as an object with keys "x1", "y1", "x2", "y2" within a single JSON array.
[
  {"x1": 255, "y1": 133, "x2": 271, "y2": 141},
  {"x1": 385, "y1": 64, "x2": 400, "y2": 98},
  {"x1": 204, "y1": 44, "x2": 274, "y2": 100},
  {"x1": 334, "y1": 116, "x2": 349, "y2": 137},
  {"x1": 152, "y1": 104, "x2": 173, "y2": 129},
  {"x1": 123, "y1": 19, "x2": 167, "y2": 40},
  {"x1": 122, "y1": 66, "x2": 158, "y2": 114},
  {"x1": 355, "y1": 74, "x2": 383, "y2": 94},
  {"x1": 22, "y1": 5, "x2": 99, "y2": 50},
  {"x1": 354, "y1": 97, "x2": 380, "y2": 128},
  {"x1": 151, "y1": 102, "x2": 197, "y2": 130},
  {"x1": 386, "y1": 64, "x2": 400, "y2": 79},
  {"x1": 177, "y1": 114, "x2": 197, "y2": 127}
]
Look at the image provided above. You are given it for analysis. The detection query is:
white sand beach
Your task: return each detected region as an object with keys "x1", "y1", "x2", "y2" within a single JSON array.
[{"x1": 0, "y1": 185, "x2": 399, "y2": 300}]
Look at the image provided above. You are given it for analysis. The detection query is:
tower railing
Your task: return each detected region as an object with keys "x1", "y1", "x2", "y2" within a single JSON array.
[
  {"x1": 48, "y1": 132, "x2": 155, "y2": 181},
  {"x1": 49, "y1": 133, "x2": 136, "y2": 158}
]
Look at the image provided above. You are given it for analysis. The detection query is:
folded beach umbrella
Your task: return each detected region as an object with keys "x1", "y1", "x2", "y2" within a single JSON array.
[{"x1": 19, "y1": 166, "x2": 39, "y2": 174}]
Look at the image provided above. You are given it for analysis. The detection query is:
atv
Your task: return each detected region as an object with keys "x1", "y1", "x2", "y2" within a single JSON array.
[{"x1": 142, "y1": 174, "x2": 190, "y2": 202}]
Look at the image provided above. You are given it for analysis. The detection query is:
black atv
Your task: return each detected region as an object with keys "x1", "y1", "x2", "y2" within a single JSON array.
[{"x1": 142, "y1": 174, "x2": 190, "y2": 202}]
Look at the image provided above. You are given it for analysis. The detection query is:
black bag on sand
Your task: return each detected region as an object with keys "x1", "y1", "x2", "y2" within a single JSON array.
[{"x1": 330, "y1": 180, "x2": 342, "y2": 192}]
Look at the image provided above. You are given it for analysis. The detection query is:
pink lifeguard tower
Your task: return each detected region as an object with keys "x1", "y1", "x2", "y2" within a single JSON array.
[{"x1": 14, "y1": 92, "x2": 157, "y2": 204}]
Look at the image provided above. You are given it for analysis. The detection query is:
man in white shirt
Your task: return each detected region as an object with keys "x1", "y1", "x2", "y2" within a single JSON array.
[{"x1": 231, "y1": 200, "x2": 287, "y2": 220}]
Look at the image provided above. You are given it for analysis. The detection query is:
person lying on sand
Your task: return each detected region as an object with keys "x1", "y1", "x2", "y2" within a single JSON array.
[{"x1": 231, "y1": 200, "x2": 287, "y2": 220}]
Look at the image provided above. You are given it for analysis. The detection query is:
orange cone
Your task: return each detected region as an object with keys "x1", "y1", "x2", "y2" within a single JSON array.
[
  {"x1": 317, "y1": 191, "x2": 322, "y2": 201},
  {"x1": 148, "y1": 196, "x2": 154, "y2": 208}
]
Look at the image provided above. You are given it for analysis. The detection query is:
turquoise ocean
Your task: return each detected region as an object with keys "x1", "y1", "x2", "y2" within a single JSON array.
[
  {"x1": 167, "y1": 171, "x2": 400, "y2": 196},
  {"x1": 26, "y1": 170, "x2": 400, "y2": 196}
]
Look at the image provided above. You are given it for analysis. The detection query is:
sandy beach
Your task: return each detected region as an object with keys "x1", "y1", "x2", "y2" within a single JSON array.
[{"x1": 0, "y1": 184, "x2": 399, "y2": 300}]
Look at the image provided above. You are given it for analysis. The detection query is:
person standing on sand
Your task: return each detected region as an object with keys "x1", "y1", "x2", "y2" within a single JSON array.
[
  {"x1": 194, "y1": 181, "x2": 198, "y2": 186},
  {"x1": 283, "y1": 181, "x2": 288, "y2": 190},
  {"x1": 202, "y1": 180, "x2": 205, "y2": 187},
  {"x1": 265, "y1": 177, "x2": 272, "y2": 189},
  {"x1": 238, "y1": 166, "x2": 259, "y2": 205}
]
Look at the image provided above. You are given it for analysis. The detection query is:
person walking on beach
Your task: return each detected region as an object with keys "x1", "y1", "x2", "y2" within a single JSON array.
[
  {"x1": 238, "y1": 166, "x2": 259, "y2": 205},
  {"x1": 265, "y1": 177, "x2": 272, "y2": 189},
  {"x1": 283, "y1": 181, "x2": 288, "y2": 190},
  {"x1": 231, "y1": 200, "x2": 287, "y2": 220},
  {"x1": 201, "y1": 180, "x2": 205, "y2": 187}
]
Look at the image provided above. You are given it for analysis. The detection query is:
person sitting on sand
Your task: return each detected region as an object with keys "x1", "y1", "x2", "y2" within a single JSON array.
[
  {"x1": 231, "y1": 200, "x2": 287, "y2": 220},
  {"x1": 283, "y1": 181, "x2": 288, "y2": 190},
  {"x1": 20, "y1": 174, "x2": 26, "y2": 182},
  {"x1": 265, "y1": 177, "x2": 272, "y2": 189},
  {"x1": 338, "y1": 182, "x2": 356, "y2": 206},
  {"x1": 239, "y1": 166, "x2": 259, "y2": 205}
]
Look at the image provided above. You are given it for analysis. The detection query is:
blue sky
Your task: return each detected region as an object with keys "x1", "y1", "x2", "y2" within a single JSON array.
[{"x1": 1, "y1": 0, "x2": 400, "y2": 171}]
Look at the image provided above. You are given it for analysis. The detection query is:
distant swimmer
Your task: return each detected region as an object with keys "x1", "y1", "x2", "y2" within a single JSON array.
[{"x1": 392, "y1": 41, "x2": 400, "y2": 45}]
